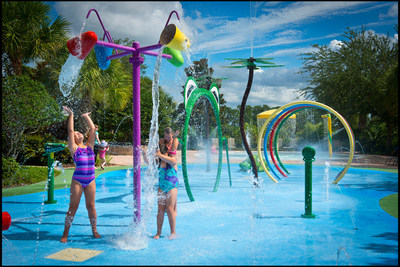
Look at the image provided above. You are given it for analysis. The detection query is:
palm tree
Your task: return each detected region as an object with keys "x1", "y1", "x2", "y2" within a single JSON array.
[
  {"x1": 222, "y1": 57, "x2": 283, "y2": 181},
  {"x1": 2, "y1": 1, "x2": 70, "y2": 75}
]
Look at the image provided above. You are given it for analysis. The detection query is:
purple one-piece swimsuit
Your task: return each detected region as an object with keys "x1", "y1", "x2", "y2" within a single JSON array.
[{"x1": 72, "y1": 146, "x2": 96, "y2": 188}]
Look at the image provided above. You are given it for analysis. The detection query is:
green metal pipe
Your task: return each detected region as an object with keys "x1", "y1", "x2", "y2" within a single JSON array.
[
  {"x1": 301, "y1": 146, "x2": 316, "y2": 218},
  {"x1": 44, "y1": 152, "x2": 57, "y2": 204}
]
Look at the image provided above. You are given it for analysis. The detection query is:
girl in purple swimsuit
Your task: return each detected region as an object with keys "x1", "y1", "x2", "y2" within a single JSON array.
[{"x1": 60, "y1": 106, "x2": 101, "y2": 243}]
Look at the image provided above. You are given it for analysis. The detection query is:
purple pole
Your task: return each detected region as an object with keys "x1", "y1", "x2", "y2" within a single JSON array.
[
  {"x1": 130, "y1": 42, "x2": 144, "y2": 222},
  {"x1": 83, "y1": 9, "x2": 184, "y2": 224}
]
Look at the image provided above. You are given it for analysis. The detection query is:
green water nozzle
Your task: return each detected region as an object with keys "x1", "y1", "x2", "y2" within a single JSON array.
[
  {"x1": 44, "y1": 143, "x2": 66, "y2": 155},
  {"x1": 302, "y1": 146, "x2": 316, "y2": 161},
  {"x1": 43, "y1": 143, "x2": 65, "y2": 204}
]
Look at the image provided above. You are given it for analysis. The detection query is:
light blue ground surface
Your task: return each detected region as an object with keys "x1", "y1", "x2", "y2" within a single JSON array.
[{"x1": 2, "y1": 163, "x2": 398, "y2": 265}]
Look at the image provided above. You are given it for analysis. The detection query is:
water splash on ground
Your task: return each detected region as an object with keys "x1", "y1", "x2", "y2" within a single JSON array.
[{"x1": 113, "y1": 46, "x2": 165, "y2": 251}]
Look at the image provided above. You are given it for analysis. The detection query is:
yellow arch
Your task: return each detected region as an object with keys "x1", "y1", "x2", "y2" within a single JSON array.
[{"x1": 257, "y1": 101, "x2": 355, "y2": 184}]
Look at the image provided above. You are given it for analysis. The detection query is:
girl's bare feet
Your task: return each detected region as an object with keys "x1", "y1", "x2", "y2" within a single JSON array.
[
  {"x1": 60, "y1": 234, "x2": 68, "y2": 243},
  {"x1": 153, "y1": 234, "x2": 161, "y2": 239},
  {"x1": 93, "y1": 231, "x2": 101, "y2": 238},
  {"x1": 169, "y1": 233, "x2": 176, "y2": 240}
]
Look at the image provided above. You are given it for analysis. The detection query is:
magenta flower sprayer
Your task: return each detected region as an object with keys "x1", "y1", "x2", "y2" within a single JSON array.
[{"x1": 66, "y1": 9, "x2": 190, "y2": 222}]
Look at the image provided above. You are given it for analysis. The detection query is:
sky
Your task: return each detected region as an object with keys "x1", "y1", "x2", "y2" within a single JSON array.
[{"x1": 48, "y1": 1, "x2": 398, "y2": 108}]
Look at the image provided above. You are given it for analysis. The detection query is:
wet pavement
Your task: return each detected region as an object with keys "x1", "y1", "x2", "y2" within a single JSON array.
[{"x1": 2, "y1": 162, "x2": 398, "y2": 265}]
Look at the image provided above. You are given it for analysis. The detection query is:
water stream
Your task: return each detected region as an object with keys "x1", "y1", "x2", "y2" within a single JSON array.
[
  {"x1": 113, "y1": 46, "x2": 165, "y2": 250},
  {"x1": 58, "y1": 18, "x2": 88, "y2": 97}
]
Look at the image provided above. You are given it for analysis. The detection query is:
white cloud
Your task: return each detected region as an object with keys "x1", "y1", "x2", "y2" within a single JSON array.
[
  {"x1": 387, "y1": 3, "x2": 398, "y2": 17},
  {"x1": 54, "y1": 2, "x2": 184, "y2": 46},
  {"x1": 379, "y1": 2, "x2": 399, "y2": 18},
  {"x1": 188, "y1": 2, "x2": 366, "y2": 55},
  {"x1": 328, "y1": 40, "x2": 344, "y2": 50}
]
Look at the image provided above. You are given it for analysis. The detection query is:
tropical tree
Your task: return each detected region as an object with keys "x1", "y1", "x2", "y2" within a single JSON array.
[
  {"x1": 2, "y1": 1, "x2": 70, "y2": 76},
  {"x1": 2, "y1": 75, "x2": 64, "y2": 159},
  {"x1": 298, "y1": 25, "x2": 398, "y2": 154}
]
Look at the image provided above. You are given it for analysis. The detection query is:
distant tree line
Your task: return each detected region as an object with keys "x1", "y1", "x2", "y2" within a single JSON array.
[{"x1": 299, "y1": 26, "x2": 398, "y2": 154}]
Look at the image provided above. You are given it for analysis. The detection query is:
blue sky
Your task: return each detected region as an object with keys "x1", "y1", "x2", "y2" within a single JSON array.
[{"x1": 48, "y1": 1, "x2": 398, "y2": 108}]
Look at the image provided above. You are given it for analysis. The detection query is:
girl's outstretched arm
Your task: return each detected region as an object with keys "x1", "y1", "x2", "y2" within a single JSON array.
[
  {"x1": 81, "y1": 112, "x2": 96, "y2": 149},
  {"x1": 63, "y1": 106, "x2": 76, "y2": 157}
]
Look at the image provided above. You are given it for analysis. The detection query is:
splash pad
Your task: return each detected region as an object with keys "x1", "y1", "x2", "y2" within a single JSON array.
[{"x1": 2, "y1": 163, "x2": 398, "y2": 265}]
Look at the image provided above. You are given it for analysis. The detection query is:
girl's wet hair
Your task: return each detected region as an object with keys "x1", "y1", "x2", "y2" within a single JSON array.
[{"x1": 164, "y1": 127, "x2": 173, "y2": 134}]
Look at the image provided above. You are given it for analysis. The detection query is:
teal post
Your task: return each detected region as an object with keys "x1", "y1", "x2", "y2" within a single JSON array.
[
  {"x1": 301, "y1": 146, "x2": 316, "y2": 218},
  {"x1": 43, "y1": 143, "x2": 66, "y2": 204}
]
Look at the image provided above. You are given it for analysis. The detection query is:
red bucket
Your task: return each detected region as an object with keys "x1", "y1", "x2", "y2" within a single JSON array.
[{"x1": 67, "y1": 31, "x2": 98, "y2": 60}]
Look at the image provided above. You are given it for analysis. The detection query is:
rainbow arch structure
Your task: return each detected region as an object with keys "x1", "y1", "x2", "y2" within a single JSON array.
[{"x1": 257, "y1": 101, "x2": 355, "y2": 184}]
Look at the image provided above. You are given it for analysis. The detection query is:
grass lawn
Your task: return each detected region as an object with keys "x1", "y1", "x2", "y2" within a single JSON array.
[
  {"x1": 379, "y1": 193, "x2": 398, "y2": 219},
  {"x1": 2, "y1": 165, "x2": 132, "y2": 197}
]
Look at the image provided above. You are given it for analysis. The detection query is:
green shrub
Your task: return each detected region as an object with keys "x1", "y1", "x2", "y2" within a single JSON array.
[
  {"x1": 17, "y1": 134, "x2": 48, "y2": 165},
  {"x1": 17, "y1": 134, "x2": 73, "y2": 166},
  {"x1": 2, "y1": 157, "x2": 61, "y2": 188}
]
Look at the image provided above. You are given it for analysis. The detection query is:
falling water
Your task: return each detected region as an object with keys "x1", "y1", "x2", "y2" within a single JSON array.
[
  {"x1": 58, "y1": 18, "x2": 88, "y2": 97},
  {"x1": 245, "y1": 130, "x2": 252, "y2": 150},
  {"x1": 249, "y1": 1, "x2": 257, "y2": 58},
  {"x1": 177, "y1": 20, "x2": 195, "y2": 74},
  {"x1": 336, "y1": 246, "x2": 351, "y2": 265},
  {"x1": 2, "y1": 235, "x2": 26, "y2": 265},
  {"x1": 108, "y1": 115, "x2": 133, "y2": 154},
  {"x1": 323, "y1": 161, "x2": 330, "y2": 201},
  {"x1": 113, "y1": 46, "x2": 165, "y2": 250},
  {"x1": 58, "y1": 55, "x2": 84, "y2": 97},
  {"x1": 33, "y1": 178, "x2": 51, "y2": 264}
]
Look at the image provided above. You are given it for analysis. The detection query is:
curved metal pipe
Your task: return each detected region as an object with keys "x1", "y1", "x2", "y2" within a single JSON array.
[
  {"x1": 86, "y1": 9, "x2": 118, "y2": 53},
  {"x1": 164, "y1": 10, "x2": 181, "y2": 28}
]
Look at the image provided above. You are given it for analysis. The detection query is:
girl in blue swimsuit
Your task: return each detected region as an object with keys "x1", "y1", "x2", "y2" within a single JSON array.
[{"x1": 153, "y1": 127, "x2": 180, "y2": 240}]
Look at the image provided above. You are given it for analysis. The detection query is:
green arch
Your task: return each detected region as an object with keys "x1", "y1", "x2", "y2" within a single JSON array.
[{"x1": 181, "y1": 77, "x2": 223, "y2": 202}]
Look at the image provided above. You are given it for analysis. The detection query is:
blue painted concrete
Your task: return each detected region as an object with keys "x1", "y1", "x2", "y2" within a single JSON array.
[{"x1": 2, "y1": 164, "x2": 398, "y2": 265}]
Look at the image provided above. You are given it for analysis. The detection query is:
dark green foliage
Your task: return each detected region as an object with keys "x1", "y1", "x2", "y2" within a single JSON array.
[
  {"x1": 2, "y1": 157, "x2": 61, "y2": 188},
  {"x1": 2, "y1": 75, "x2": 65, "y2": 159},
  {"x1": 16, "y1": 134, "x2": 73, "y2": 166},
  {"x1": 298, "y1": 25, "x2": 398, "y2": 154}
]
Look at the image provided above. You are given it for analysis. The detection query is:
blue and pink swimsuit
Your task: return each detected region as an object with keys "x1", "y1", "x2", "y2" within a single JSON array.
[
  {"x1": 158, "y1": 141, "x2": 179, "y2": 193},
  {"x1": 72, "y1": 146, "x2": 96, "y2": 188}
]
